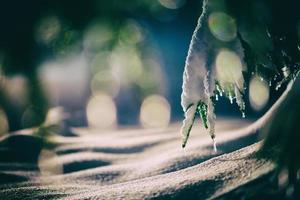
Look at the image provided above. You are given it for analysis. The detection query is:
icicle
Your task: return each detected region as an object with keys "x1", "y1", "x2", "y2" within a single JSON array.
[
  {"x1": 229, "y1": 94, "x2": 233, "y2": 104},
  {"x1": 276, "y1": 82, "x2": 283, "y2": 90},
  {"x1": 207, "y1": 100, "x2": 216, "y2": 140},
  {"x1": 234, "y1": 84, "x2": 246, "y2": 117},
  {"x1": 216, "y1": 82, "x2": 223, "y2": 97},
  {"x1": 213, "y1": 138, "x2": 217, "y2": 152},
  {"x1": 242, "y1": 112, "x2": 246, "y2": 118}
]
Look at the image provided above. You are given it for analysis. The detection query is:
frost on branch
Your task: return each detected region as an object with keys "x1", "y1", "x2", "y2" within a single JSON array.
[
  {"x1": 180, "y1": 0, "x2": 300, "y2": 149},
  {"x1": 180, "y1": 0, "x2": 246, "y2": 148}
]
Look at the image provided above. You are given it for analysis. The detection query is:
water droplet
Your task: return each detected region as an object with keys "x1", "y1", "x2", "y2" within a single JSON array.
[
  {"x1": 234, "y1": 85, "x2": 246, "y2": 117},
  {"x1": 213, "y1": 138, "x2": 217, "y2": 152},
  {"x1": 229, "y1": 95, "x2": 233, "y2": 104},
  {"x1": 216, "y1": 83, "x2": 223, "y2": 97},
  {"x1": 215, "y1": 94, "x2": 219, "y2": 101},
  {"x1": 242, "y1": 112, "x2": 246, "y2": 118},
  {"x1": 276, "y1": 84, "x2": 281, "y2": 90}
]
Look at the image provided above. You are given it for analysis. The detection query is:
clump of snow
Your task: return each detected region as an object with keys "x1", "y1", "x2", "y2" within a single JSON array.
[{"x1": 180, "y1": 0, "x2": 246, "y2": 148}]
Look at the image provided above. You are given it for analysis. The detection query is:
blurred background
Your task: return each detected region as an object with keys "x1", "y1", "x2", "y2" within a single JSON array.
[{"x1": 0, "y1": 0, "x2": 279, "y2": 136}]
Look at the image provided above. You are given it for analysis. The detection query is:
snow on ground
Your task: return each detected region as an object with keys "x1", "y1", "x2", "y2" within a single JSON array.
[{"x1": 0, "y1": 118, "x2": 275, "y2": 199}]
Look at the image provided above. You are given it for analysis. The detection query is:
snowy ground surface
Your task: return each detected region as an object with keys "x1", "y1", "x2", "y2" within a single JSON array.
[{"x1": 0, "y1": 118, "x2": 276, "y2": 199}]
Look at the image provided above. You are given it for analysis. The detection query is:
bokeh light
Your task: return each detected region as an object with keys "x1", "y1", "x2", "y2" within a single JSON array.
[
  {"x1": 140, "y1": 95, "x2": 171, "y2": 128},
  {"x1": 90, "y1": 52, "x2": 120, "y2": 97},
  {"x1": 90, "y1": 51, "x2": 110, "y2": 74},
  {"x1": 118, "y1": 20, "x2": 144, "y2": 45},
  {"x1": 86, "y1": 92, "x2": 117, "y2": 129},
  {"x1": 0, "y1": 108, "x2": 8, "y2": 136},
  {"x1": 39, "y1": 55, "x2": 89, "y2": 105},
  {"x1": 249, "y1": 75, "x2": 270, "y2": 111},
  {"x1": 35, "y1": 16, "x2": 61, "y2": 44},
  {"x1": 2, "y1": 75, "x2": 28, "y2": 107},
  {"x1": 136, "y1": 58, "x2": 165, "y2": 95},
  {"x1": 83, "y1": 22, "x2": 113, "y2": 50},
  {"x1": 208, "y1": 12, "x2": 237, "y2": 42},
  {"x1": 91, "y1": 71, "x2": 121, "y2": 98},
  {"x1": 215, "y1": 49, "x2": 244, "y2": 88},
  {"x1": 158, "y1": 0, "x2": 186, "y2": 9},
  {"x1": 110, "y1": 46, "x2": 143, "y2": 86},
  {"x1": 278, "y1": 169, "x2": 289, "y2": 189}
]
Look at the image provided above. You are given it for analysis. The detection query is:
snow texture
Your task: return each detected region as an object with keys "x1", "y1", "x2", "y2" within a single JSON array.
[{"x1": 0, "y1": 118, "x2": 276, "y2": 200}]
